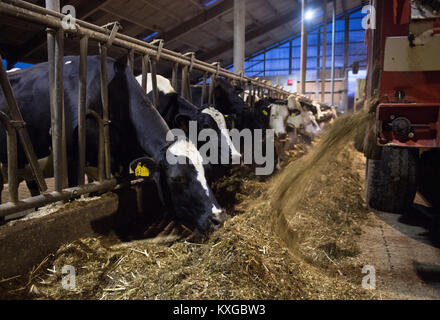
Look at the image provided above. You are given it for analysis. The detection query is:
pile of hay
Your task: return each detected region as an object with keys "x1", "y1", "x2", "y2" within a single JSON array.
[{"x1": 3, "y1": 111, "x2": 375, "y2": 300}]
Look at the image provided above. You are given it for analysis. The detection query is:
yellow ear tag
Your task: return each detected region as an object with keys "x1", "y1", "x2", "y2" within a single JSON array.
[
  {"x1": 140, "y1": 166, "x2": 150, "y2": 177},
  {"x1": 262, "y1": 110, "x2": 268, "y2": 116},
  {"x1": 135, "y1": 162, "x2": 142, "y2": 177},
  {"x1": 224, "y1": 114, "x2": 229, "y2": 118},
  {"x1": 290, "y1": 113, "x2": 296, "y2": 118},
  {"x1": 135, "y1": 162, "x2": 150, "y2": 177}
]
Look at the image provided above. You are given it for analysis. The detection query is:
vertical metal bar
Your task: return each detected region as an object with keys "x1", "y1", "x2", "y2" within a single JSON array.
[
  {"x1": 330, "y1": 0, "x2": 336, "y2": 106},
  {"x1": 7, "y1": 126, "x2": 18, "y2": 203},
  {"x1": 181, "y1": 65, "x2": 188, "y2": 99},
  {"x1": 201, "y1": 72, "x2": 207, "y2": 105},
  {"x1": 263, "y1": 52, "x2": 266, "y2": 77},
  {"x1": 208, "y1": 75, "x2": 215, "y2": 105},
  {"x1": 321, "y1": 0, "x2": 328, "y2": 103},
  {"x1": 99, "y1": 44, "x2": 111, "y2": 180},
  {"x1": 249, "y1": 83, "x2": 255, "y2": 109},
  {"x1": 186, "y1": 70, "x2": 193, "y2": 103},
  {"x1": 343, "y1": 14, "x2": 350, "y2": 111},
  {"x1": 0, "y1": 112, "x2": 18, "y2": 203},
  {"x1": 46, "y1": 0, "x2": 65, "y2": 191},
  {"x1": 46, "y1": 0, "x2": 67, "y2": 191},
  {"x1": 151, "y1": 60, "x2": 159, "y2": 107},
  {"x1": 316, "y1": 28, "x2": 321, "y2": 101},
  {"x1": 344, "y1": 14, "x2": 349, "y2": 72},
  {"x1": 57, "y1": 27, "x2": 68, "y2": 190},
  {"x1": 78, "y1": 36, "x2": 88, "y2": 186},
  {"x1": 300, "y1": 0, "x2": 307, "y2": 95},
  {"x1": 141, "y1": 55, "x2": 149, "y2": 93},
  {"x1": 288, "y1": 40, "x2": 293, "y2": 75},
  {"x1": 0, "y1": 56, "x2": 47, "y2": 192},
  {"x1": 171, "y1": 63, "x2": 178, "y2": 90},
  {"x1": 128, "y1": 49, "x2": 135, "y2": 73},
  {"x1": 233, "y1": 0, "x2": 245, "y2": 75}
]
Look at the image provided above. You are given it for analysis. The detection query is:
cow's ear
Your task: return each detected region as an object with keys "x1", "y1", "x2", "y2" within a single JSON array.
[{"x1": 130, "y1": 157, "x2": 159, "y2": 179}]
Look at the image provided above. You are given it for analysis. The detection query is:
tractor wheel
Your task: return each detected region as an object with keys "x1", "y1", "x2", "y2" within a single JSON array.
[{"x1": 366, "y1": 147, "x2": 418, "y2": 213}]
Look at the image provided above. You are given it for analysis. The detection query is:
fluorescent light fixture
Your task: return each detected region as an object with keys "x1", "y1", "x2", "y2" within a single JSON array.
[{"x1": 305, "y1": 9, "x2": 315, "y2": 21}]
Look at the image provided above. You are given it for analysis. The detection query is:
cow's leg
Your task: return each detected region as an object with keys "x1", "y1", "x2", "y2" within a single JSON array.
[
  {"x1": 24, "y1": 180, "x2": 41, "y2": 212},
  {"x1": 65, "y1": 151, "x2": 79, "y2": 190},
  {"x1": 25, "y1": 180, "x2": 41, "y2": 197}
]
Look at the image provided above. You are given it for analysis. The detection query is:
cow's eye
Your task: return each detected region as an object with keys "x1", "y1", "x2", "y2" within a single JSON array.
[{"x1": 171, "y1": 175, "x2": 187, "y2": 185}]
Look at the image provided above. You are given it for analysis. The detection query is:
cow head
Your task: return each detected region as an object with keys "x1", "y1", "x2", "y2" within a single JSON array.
[
  {"x1": 255, "y1": 98, "x2": 289, "y2": 139},
  {"x1": 131, "y1": 139, "x2": 224, "y2": 234},
  {"x1": 201, "y1": 106, "x2": 241, "y2": 164},
  {"x1": 303, "y1": 111, "x2": 322, "y2": 136},
  {"x1": 268, "y1": 103, "x2": 289, "y2": 140},
  {"x1": 254, "y1": 99, "x2": 272, "y2": 129},
  {"x1": 214, "y1": 78, "x2": 247, "y2": 127}
]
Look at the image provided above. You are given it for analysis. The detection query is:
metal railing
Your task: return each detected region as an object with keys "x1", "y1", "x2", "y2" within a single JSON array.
[{"x1": 0, "y1": 0, "x2": 295, "y2": 217}]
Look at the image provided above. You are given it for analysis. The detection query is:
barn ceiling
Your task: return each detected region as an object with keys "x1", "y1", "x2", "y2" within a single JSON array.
[{"x1": 0, "y1": 0, "x2": 367, "y2": 76}]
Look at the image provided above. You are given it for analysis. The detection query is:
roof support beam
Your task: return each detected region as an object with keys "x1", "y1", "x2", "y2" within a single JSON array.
[
  {"x1": 233, "y1": 0, "x2": 245, "y2": 74},
  {"x1": 300, "y1": 0, "x2": 307, "y2": 94},
  {"x1": 200, "y1": 26, "x2": 228, "y2": 44},
  {"x1": 100, "y1": 7, "x2": 162, "y2": 33},
  {"x1": 246, "y1": 10, "x2": 263, "y2": 27},
  {"x1": 161, "y1": 0, "x2": 234, "y2": 44},
  {"x1": 177, "y1": 39, "x2": 209, "y2": 53},
  {"x1": 80, "y1": 0, "x2": 113, "y2": 20},
  {"x1": 138, "y1": 0, "x2": 182, "y2": 24},
  {"x1": 186, "y1": 0, "x2": 205, "y2": 12},
  {"x1": 321, "y1": 0, "x2": 328, "y2": 102},
  {"x1": 199, "y1": 1, "x2": 304, "y2": 61},
  {"x1": 263, "y1": 0, "x2": 279, "y2": 15}
]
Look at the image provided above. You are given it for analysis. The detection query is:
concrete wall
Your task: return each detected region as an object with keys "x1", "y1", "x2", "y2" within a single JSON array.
[{"x1": 260, "y1": 75, "x2": 346, "y2": 107}]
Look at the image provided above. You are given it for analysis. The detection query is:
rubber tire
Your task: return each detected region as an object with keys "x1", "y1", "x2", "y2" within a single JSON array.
[{"x1": 366, "y1": 147, "x2": 418, "y2": 214}]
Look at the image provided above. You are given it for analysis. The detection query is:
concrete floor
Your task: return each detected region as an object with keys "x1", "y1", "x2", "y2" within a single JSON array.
[{"x1": 360, "y1": 200, "x2": 440, "y2": 299}]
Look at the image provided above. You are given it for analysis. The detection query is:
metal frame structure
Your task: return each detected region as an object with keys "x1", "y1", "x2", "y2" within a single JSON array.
[
  {"x1": 0, "y1": 0, "x2": 292, "y2": 218},
  {"x1": 231, "y1": 5, "x2": 367, "y2": 78}
]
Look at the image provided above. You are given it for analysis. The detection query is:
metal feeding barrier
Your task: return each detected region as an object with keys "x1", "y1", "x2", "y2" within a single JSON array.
[{"x1": 0, "y1": 0, "x2": 292, "y2": 218}]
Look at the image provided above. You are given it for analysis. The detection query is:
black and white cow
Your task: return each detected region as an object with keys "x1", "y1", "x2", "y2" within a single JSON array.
[
  {"x1": 247, "y1": 97, "x2": 291, "y2": 138},
  {"x1": 192, "y1": 78, "x2": 248, "y2": 130},
  {"x1": 0, "y1": 56, "x2": 223, "y2": 233},
  {"x1": 136, "y1": 74, "x2": 241, "y2": 167},
  {"x1": 237, "y1": 97, "x2": 292, "y2": 169},
  {"x1": 287, "y1": 95, "x2": 322, "y2": 138},
  {"x1": 304, "y1": 100, "x2": 338, "y2": 125},
  {"x1": 285, "y1": 95, "x2": 323, "y2": 148}
]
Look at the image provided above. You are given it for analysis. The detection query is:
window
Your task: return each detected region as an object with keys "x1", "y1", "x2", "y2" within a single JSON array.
[{"x1": 241, "y1": 6, "x2": 367, "y2": 81}]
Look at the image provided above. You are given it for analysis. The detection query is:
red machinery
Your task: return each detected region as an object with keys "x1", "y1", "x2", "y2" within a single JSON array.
[{"x1": 364, "y1": 0, "x2": 440, "y2": 212}]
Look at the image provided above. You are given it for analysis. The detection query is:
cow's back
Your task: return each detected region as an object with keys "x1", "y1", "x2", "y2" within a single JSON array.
[{"x1": 0, "y1": 64, "x2": 52, "y2": 167}]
